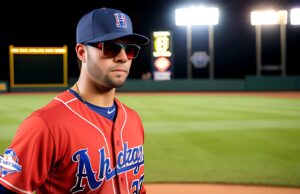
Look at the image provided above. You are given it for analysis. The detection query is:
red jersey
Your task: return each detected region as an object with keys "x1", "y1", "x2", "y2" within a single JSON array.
[{"x1": 0, "y1": 91, "x2": 146, "y2": 194}]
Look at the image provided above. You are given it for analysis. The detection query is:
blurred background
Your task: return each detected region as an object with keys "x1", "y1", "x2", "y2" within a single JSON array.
[
  {"x1": 1, "y1": 0, "x2": 300, "y2": 189},
  {"x1": 0, "y1": 0, "x2": 299, "y2": 91}
]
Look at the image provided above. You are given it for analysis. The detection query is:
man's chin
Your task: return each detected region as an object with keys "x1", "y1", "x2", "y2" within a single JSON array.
[
  {"x1": 109, "y1": 78, "x2": 126, "y2": 88},
  {"x1": 114, "y1": 81, "x2": 126, "y2": 88}
]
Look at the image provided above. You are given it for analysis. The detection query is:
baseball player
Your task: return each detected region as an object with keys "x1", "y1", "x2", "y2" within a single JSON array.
[{"x1": 0, "y1": 7, "x2": 148, "y2": 194}]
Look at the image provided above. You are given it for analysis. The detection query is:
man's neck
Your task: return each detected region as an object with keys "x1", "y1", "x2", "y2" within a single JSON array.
[{"x1": 72, "y1": 81, "x2": 115, "y2": 107}]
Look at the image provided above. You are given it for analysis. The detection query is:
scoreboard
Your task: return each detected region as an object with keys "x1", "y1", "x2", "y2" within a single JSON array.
[
  {"x1": 152, "y1": 31, "x2": 174, "y2": 80},
  {"x1": 9, "y1": 45, "x2": 68, "y2": 88}
]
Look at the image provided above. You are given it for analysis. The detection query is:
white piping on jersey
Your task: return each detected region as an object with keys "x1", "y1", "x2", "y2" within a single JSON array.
[
  {"x1": 65, "y1": 97, "x2": 78, "y2": 104},
  {"x1": 54, "y1": 97, "x2": 111, "y2": 156},
  {"x1": 0, "y1": 178, "x2": 32, "y2": 194},
  {"x1": 119, "y1": 102, "x2": 130, "y2": 194},
  {"x1": 54, "y1": 97, "x2": 117, "y2": 194}
]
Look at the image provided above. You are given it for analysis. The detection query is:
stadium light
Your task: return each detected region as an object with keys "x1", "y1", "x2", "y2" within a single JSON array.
[
  {"x1": 251, "y1": 10, "x2": 287, "y2": 25},
  {"x1": 175, "y1": 6, "x2": 219, "y2": 26},
  {"x1": 175, "y1": 6, "x2": 219, "y2": 79},
  {"x1": 251, "y1": 10, "x2": 287, "y2": 76},
  {"x1": 291, "y1": 8, "x2": 300, "y2": 25}
]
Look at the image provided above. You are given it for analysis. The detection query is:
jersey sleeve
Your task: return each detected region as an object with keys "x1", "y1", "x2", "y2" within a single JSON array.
[{"x1": 0, "y1": 115, "x2": 56, "y2": 194}]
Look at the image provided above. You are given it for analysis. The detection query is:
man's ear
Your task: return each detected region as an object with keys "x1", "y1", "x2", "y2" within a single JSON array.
[{"x1": 75, "y1": 44, "x2": 87, "y2": 63}]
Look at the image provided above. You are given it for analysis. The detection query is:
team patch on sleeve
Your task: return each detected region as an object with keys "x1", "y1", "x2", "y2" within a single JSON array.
[{"x1": 0, "y1": 149, "x2": 22, "y2": 178}]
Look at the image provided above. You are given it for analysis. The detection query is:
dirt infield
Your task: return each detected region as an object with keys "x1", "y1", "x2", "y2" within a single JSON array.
[{"x1": 145, "y1": 183, "x2": 300, "y2": 194}]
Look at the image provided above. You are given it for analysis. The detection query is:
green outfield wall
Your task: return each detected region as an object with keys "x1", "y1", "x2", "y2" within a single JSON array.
[
  {"x1": 117, "y1": 76, "x2": 300, "y2": 92},
  {"x1": 6, "y1": 76, "x2": 300, "y2": 92},
  {"x1": 244, "y1": 76, "x2": 300, "y2": 91},
  {"x1": 118, "y1": 79, "x2": 245, "y2": 92}
]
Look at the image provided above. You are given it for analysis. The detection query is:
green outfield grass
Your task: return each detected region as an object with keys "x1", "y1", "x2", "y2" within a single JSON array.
[{"x1": 1, "y1": 93, "x2": 300, "y2": 187}]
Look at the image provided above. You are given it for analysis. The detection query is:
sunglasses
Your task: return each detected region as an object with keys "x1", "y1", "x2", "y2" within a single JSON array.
[{"x1": 85, "y1": 41, "x2": 140, "y2": 60}]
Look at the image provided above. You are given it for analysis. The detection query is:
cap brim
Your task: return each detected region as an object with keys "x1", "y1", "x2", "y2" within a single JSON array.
[{"x1": 84, "y1": 32, "x2": 149, "y2": 45}]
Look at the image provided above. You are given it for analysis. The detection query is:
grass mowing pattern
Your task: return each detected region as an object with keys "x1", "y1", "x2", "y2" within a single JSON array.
[
  {"x1": 117, "y1": 94, "x2": 300, "y2": 187},
  {"x1": 0, "y1": 94, "x2": 55, "y2": 151},
  {"x1": 1, "y1": 93, "x2": 300, "y2": 187}
]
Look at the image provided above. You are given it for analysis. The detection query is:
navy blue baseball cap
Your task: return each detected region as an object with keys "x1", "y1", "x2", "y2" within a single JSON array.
[{"x1": 76, "y1": 8, "x2": 149, "y2": 45}]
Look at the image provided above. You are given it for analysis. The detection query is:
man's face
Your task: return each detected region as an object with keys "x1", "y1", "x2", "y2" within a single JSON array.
[{"x1": 83, "y1": 39, "x2": 137, "y2": 89}]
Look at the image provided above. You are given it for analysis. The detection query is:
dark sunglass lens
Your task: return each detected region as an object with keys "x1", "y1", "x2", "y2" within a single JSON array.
[
  {"x1": 125, "y1": 45, "x2": 140, "y2": 59},
  {"x1": 103, "y1": 42, "x2": 122, "y2": 58}
]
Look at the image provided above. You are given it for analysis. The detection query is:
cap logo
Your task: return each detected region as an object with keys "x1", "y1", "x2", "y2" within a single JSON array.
[{"x1": 114, "y1": 13, "x2": 127, "y2": 28}]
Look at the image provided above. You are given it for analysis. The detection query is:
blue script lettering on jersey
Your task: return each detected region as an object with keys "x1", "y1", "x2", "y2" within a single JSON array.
[
  {"x1": 117, "y1": 142, "x2": 143, "y2": 175},
  {"x1": 70, "y1": 142, "x2": 144, "y2": 193}
]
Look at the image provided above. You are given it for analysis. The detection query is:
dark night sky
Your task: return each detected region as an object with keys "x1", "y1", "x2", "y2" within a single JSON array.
[{"x1": 1, "y1": 0, "x2": 300, "y2": 81}]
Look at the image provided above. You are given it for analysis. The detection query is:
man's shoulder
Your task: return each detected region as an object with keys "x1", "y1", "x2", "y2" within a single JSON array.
[
  {"x1": 15, "y1": 91, "x2": 73, "y2": 135},
  {"x1": 31, "y1": 90, "x2": 75, "y2": 118}
]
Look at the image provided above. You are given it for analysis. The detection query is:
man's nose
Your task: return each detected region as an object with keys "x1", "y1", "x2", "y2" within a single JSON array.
[{"x1": 114, "y1": 49, "x2": 129, "y2": 63}]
